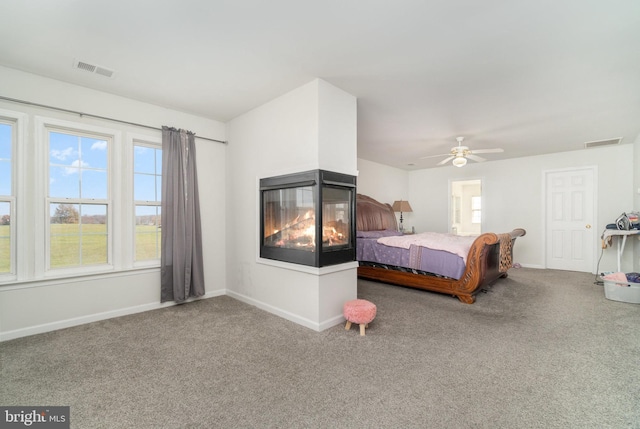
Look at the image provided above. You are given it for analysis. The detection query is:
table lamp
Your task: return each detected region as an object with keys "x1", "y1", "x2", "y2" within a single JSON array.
[{"x1": 392, "y1": 200, "x2": 413, "y2": 232}]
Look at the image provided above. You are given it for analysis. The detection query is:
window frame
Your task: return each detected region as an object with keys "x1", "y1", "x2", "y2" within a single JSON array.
[
  {"x1": 0, "y1": 112, "x2": 22, "y2": 280},
  {"x1": 46, "y1": 129, "x2": 111, "y2": 271},
  {"x1": 471, "y1": 196, "x2": 482, "y2": 224},
  {"x1": 132, "y1": 137, "x2": 162, "y2": 267},
  {"x1": 35, "y1": 116, "x2": 120, "y2": 278}
]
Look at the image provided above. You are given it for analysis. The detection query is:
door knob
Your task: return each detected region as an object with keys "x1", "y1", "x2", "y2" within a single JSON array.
[{"x1": 586, "y1": 224, "x2": 591, "y2": 229}]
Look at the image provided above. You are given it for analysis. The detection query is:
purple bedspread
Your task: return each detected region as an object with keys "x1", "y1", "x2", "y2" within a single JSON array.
[{"x1": 356, "y1": 237, "x2": 466, "y2": 280}]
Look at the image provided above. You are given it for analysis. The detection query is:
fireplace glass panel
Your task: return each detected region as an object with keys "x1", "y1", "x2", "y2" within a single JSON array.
[
  {"x1": 263, "y1": 186, "x2": 316, "y2": 251},
  {"x1": 322, "y1": 186, "x2": 351, "y2": 249}
]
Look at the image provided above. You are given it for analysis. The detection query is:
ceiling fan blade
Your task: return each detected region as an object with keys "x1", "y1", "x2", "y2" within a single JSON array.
[
  {"x1": 471, "y1": 148, "x2": 503, "y2": 154},
  {"x1": 466, "y1": 154, "x2": 486, "y2": 162},
  {"x1": 419, "y1": 153, "x2": 451, "y2": 160},
  {"x1": 437, "y1": 156, "x2": 455, "y2": 165}
]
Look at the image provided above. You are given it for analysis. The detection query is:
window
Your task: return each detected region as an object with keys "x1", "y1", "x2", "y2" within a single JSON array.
[
  {"x1": 0, "y1": 110, "x2": 166, "y2": 285},
  {"x1": 47, "y1": 129, "x2": 109, "y2": 269},
  {"x1": 133, "y1": 143, "x2": 162, "y2": 262},
  {"x1": 452, "y1": 196, "x2": 461, "y2": 224},
  {"x1": 0, "y1": 121, "x2": 13, "y2": 275},
  {"x1": 471, "y1": 196, "x2": 482, "y2": 224}
]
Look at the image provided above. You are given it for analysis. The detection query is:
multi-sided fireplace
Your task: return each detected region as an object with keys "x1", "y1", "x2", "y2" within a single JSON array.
[{"x1": 260, "y1": 169, "x2": 356, "y2": 267}]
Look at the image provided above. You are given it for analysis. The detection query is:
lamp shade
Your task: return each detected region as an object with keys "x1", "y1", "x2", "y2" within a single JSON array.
[{"x1": 392, "y1": 200, "x2": 413, "y2": 213}]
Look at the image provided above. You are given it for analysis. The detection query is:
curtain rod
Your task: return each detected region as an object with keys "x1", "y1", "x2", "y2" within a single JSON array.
[{"x1": 0, "y1": 95, "x2": 227, "y2": 145}]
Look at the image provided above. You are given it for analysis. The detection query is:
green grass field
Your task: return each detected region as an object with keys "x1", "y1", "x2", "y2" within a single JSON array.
[
  {"x1": 135, "y1": 225, "x2": 161, "y2": 262},
  {"x1": 0, "y1": 224, "x2": 160, "y2": 273},
  {"x1": 50, "y1": 224, "x2": 108, "y2": 267}
]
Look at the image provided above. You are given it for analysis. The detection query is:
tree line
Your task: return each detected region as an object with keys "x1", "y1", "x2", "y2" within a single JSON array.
[
  {"x1": 50, "y1": 204, "x2": 106, "y2": 224},
  {"x1": 0, "y1": 205, "x2": 159, "y2": 225}
]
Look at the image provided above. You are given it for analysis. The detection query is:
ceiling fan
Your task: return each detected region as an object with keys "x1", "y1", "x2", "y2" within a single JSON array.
[{"x1": 420, "y1": 136, "x2": 504, "y2": 167}]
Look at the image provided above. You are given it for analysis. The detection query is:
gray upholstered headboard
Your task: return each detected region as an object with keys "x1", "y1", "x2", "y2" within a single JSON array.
[{"x1": 356, "y1": 194, "x2": 398, "y2": 231}]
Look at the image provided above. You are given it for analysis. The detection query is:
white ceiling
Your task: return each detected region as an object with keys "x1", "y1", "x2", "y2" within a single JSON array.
[{"x1": 1, "y1": 1, "x2": 639, "y2": 169}]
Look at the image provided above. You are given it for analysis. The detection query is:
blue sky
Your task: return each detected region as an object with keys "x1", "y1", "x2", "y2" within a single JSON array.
[
  {"x1": 133, "y1": 145, "x2": 162, "y2": 220},
  {"x1": 0, "y1": 127, "x2": 162, "y2": 219},
  {"x1": 133, "y1": 145, "x2": 162, "y2": 202},
  {"x1": 49, "y1": 132, "x2": 108, "y2": 217},
  {"x1": 0, "y1": 124, "x2": 10, "y2": 217}
]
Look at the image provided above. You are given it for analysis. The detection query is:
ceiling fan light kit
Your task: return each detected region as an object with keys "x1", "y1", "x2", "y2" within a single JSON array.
[{"x1": 452, "y1": 156, "x2": 467, "y2": 167}]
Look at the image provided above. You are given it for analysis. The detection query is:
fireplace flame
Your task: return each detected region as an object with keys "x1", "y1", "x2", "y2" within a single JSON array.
[
  {"x1": 305, "y1": 226, "x2": 315, "y2": 246},
  {"x1": 265, "y1": 210, "x2": 348, "y2": 250}
]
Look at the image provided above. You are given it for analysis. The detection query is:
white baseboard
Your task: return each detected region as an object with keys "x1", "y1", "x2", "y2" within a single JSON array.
[
  {"x1": 226, "y1": 290, "x2": 344, "y2": 332},
  {"x1": 1, "y1": 288, "x2": 344, "y2": 342},
  {"x1": 516, "y1": 263, "x2": 544, "y2": 269},
  {"x1": 0, "y1": 289, "x2": 225, "y2": 342},
  {"x1": 319, "y1": 313, "x2": 346, "y2": 331}
]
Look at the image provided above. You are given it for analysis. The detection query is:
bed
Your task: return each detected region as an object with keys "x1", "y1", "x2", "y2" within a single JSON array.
[{"x1": 356, "y1": 194, "x2": 526, "y2": 303}]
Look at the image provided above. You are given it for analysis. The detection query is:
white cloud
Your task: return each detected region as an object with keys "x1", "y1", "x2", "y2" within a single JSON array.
[
  {"x1": 91, "y1": 141, "x2": 107, "y2": 151},
  {"x1": 50, "y1": 147, "x2": 74, "y2": 161},
  {"x1": 71, "y1": 160, "x2": 88, "y2": 168},
  {"x1": 64, "y1": 160, "x2": 89, "y2": 175}
]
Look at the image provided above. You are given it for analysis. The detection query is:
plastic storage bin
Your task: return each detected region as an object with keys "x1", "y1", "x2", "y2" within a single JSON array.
[{"x1": 604, "y1": 280, "x2": 640, "y2": 304}]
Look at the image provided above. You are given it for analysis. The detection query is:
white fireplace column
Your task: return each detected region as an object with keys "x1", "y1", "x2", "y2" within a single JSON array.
[{"x1": 226, "y1": 79, "x2": 358, "y2": 331}]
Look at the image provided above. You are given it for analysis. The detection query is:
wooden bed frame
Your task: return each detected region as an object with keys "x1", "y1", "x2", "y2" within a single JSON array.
[{"x1": 356, "y1": 194, "x2": 526, "y2": 304}]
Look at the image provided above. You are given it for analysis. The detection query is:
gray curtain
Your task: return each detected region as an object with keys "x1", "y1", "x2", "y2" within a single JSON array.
[{"x1": 160, "y1": 126, "x2": 205, "y2": 303}]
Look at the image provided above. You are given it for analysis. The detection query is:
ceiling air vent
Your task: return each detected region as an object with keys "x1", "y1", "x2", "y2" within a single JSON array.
[
  {"x1": 73, "y1": 59, "x2": 115, "y2": 78},
  {"x1": 584, "y1": 137, "x2": 622, "y2": 149}
]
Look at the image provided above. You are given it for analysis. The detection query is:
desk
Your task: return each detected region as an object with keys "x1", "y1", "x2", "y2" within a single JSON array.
[{"x1": 601, "y1": 229, "x2": 640, "y2": 272}]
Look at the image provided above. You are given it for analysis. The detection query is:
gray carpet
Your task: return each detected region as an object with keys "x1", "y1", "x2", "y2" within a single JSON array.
[{"x1": 1, "y1": 268, "x2": 639, "y2": 428}]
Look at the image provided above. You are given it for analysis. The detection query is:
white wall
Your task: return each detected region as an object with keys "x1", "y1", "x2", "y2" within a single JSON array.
[
  {"x1": 318, "y1": 80, "x2": 358, "y2": 176},
  {"x1": 356, "y1": 158, "x2": 410, "y2": 228},
  {"x1": 405, "y1": 144, "x2": 634, "y2": 272},
  {"x1": 0, "y1": 67, "x2": 227, "y2": 341},
  {"x1": 356, "y1": 158, "x2": 408, "y2": 203},
  {"x1": 225, "y1": 79, "x2": 358, "y2": 331}
]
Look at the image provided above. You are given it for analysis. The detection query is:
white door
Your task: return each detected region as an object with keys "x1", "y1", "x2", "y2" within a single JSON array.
[{"x1": 545, "y1": 168, "x2": 596, "y2": 272}]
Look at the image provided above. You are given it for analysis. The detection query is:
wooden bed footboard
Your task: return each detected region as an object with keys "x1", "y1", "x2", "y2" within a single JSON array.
[{"x1": 357, "y1": 228, "x2": 526, "y2": 303}]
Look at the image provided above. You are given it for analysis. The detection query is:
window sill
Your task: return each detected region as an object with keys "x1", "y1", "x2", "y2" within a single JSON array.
[{"x1": 0, "y1": 266, "x2": 160, "y2": 291}]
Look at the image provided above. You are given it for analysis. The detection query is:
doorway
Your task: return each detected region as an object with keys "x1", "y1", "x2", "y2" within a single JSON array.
[
  {"x1": 544, "y1": 167, "x2": 596, "y2": 272},
  {"x1": 450, "y1": 179, "x2": 482, "y2": 236}
]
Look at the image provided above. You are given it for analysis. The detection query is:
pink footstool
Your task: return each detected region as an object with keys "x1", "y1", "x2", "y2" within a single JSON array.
[{"x1": 343, "y1": 299, "x2": 377, "y2": 336}]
